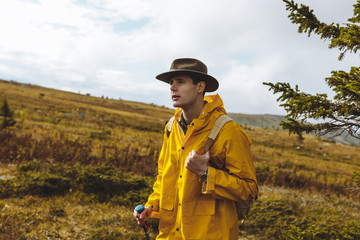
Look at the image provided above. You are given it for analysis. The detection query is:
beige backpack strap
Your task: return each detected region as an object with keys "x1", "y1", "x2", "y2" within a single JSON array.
[
  {"x1": 166, "y1": 116, "x2": 176, "y2": 137},
  {"x1": 204, "y1": 115, "x2": 232, "y2": 152}
]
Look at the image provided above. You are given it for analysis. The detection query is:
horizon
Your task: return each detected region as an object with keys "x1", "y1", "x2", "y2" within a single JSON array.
[
  {"x1": 1, "y1": 78, "x2": 288, "y2": 116},
  {"x1": 0, "y1": 0, "x2": 358, "y2": 115}
]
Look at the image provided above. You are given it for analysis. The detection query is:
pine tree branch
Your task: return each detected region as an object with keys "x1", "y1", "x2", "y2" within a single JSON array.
[
  {"x1": 283, "y1": 0, "x2": 360, "y2": 60},
  {"x1": 265, "y1": 1, "x2": 360, "y2": 141},
  {"x1": 263, "y1": 81, "x2": 360, "y2": 139}
]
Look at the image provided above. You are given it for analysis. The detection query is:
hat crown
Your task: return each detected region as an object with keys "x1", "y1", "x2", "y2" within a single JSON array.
[
  {"x1": 156, "y1": 57, "x2": 219, "y2": 92},
  {"x1": 170, "y1": 58, "x2": 208, "y2": 74}
]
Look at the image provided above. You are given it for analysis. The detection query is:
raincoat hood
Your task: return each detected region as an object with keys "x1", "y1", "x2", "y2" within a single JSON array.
[{"x1": 174, "y1": 94, "x2": 226, "y2": 122}]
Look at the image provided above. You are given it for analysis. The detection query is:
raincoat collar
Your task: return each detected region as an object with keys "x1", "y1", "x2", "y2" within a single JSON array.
[{"x1": 174, "y1": 94, "x2": 226, "y2": 122}]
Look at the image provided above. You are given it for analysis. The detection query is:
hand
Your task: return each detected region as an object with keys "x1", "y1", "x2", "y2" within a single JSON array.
[
  {"x1": 185, "y1": 150, "x2": 210, "y2": 175},
  {"x1": 133, "y1": 206, "x2": 152, "y2": 225}
]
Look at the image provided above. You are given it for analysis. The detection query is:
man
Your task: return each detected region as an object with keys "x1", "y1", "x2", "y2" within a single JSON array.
[{"x1": 134, "y1": 58, "x2": 258, "y2": 239}]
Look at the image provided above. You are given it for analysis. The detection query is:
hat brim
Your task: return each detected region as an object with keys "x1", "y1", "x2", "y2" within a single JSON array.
[{"x1": 156, "y1": 70, "x2": 219, "y2": 92}]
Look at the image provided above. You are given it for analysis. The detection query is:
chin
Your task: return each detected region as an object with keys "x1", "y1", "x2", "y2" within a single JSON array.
[{"x1": 172, "y1": 101, "x2": 181, "y2": 108}]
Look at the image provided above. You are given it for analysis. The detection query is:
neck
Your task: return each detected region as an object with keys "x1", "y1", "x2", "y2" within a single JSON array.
[{"x1": 182, "y1": 99, "x2": 206, "y2": 125}]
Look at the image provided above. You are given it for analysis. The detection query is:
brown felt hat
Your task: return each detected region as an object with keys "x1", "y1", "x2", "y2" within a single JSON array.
[{"x1": 156, "y1": 58, "x2": 219, "y2": 92}]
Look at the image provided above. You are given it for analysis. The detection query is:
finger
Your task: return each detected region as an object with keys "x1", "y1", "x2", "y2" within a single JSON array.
[
  {"x1": 185, "y1": 157, "x2": 195, "y2": 167},
  {"x1": 190, "y1": 150, "x2": 197, "y2": 157},
  {"x1": 187, "y1": 150, "x2": 194, "y2": 159},
  {"x1": 185, "y1": 158, "x2": 193, "y2": 170},
  {"x1": 185, "y1": 161, "x2": 201, "y2": 174},
  {"x1": 185, "y1": 163, "x2": 194, "y2": 172},
  {"x1": 204, "y1": 151, "x2": 210, "y2": 158},
  {"x1": 141, "y1": 208, "x2": 151, "y2": 220},
  {"x1": 202, "y1": 151, "x2": 210, "y2": 161},
  {"x1": 185, "y1": 159, "x2": 190, "y2": 169},
  {"x1": 187, "y1": 155, "x2": 195, "y2": 164}
]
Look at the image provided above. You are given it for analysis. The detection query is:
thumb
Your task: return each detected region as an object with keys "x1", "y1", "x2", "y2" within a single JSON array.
[
  {"x1": 191, "y1": 150, "x2": 198, "y2": 156},
  {"x1": 204, "y1": 150, "x2": 210, "y2": 159}
]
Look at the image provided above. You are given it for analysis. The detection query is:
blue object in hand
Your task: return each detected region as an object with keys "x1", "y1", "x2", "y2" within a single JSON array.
[
  {"x1": 134, "y1": 204, "x2": 150, "y2": 240},
  {"x1": 135, "y1": 204, "x2": 145, "y2": 213}
]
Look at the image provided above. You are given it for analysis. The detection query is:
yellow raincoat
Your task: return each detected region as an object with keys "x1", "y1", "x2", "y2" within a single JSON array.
[{"x1": 145, "y1": 94, "x2": 258, "y2": 240}]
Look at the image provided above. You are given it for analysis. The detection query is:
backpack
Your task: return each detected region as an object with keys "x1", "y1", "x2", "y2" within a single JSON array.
[{"x1": 166, "y1": 114, "x2": 257, "y2": 222}]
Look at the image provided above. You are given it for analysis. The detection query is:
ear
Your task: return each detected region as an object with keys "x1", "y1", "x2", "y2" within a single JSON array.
[{"x1": 197, "y1": 81, "x2": 206, "y2": 93}]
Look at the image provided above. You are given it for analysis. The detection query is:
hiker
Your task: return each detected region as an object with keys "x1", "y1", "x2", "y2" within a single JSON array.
[{"x1": 134, "y1": 58, "x2": 258, "y2": 239}]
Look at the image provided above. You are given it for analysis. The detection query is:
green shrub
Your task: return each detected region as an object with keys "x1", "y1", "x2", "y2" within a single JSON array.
[
  {"x1": 76, "y1": 165, "x2": 149, "y2": 202},
  {"x1": 19, "y1": 172, "x2": 72, "y2": 196},
  {"x1": 241, "y1": 189, "x2": 360, "y2": 240},
  {"x1": 0, "y1": 99, "x2": 16, "y2": 128},
  {"x1": 17, "y1": 161, "x2": 43, "y2": 172},
  {"x1": 284, "y1": 224, "x2": 320, "y2": 240},
  {"x1": 283, "y1": 222, "x2": 360, "y2": 240},
  {"x1": 1, "y1": 162, "x2": 153, "y2": 207},
  {"x1": 14, "y1": 161, "x2": 75, "y2": 196},
  {"x1": 243, "y1": 198, "x2": 304, "y2": 237},
  {"x1": 352, "y1": 171, "x2": 360, "y2": 196}
]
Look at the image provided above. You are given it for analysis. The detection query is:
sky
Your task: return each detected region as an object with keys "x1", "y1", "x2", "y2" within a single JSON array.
[{"x1": 0, "y1": 0, "x2": 358, "y2": 115}]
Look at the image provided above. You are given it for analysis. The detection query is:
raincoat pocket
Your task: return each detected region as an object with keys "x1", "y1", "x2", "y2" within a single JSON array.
[
  {"x1": 159, "y1": 194, "x2": 175, "y2": 236},
  {"x1": 160, "y1": 194, "x2": 174, "y2": 210}
]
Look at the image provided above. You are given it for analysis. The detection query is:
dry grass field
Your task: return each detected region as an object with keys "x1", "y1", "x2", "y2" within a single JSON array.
[{"x1": 0, "y1": 79, "x2": 359, "y2": 239}]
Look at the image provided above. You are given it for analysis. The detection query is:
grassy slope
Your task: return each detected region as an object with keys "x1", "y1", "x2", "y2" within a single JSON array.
[
  {"x1": 0, "y1": 79, "x2": 359, "y2": 239},
  {"x1": 228, "y1": 113, "x2": 285, "y2": 130},
  {"x1": 228, "y1": 113, "x2": 360, "y2": 147}
]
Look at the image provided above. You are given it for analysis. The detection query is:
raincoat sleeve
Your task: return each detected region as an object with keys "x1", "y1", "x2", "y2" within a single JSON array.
[
  {"x1": 144, "y1": 127, "x2": 168, "y2": 218},
  {"x1": 201, "y1": 122, "x2": 258, "y2": 201}
]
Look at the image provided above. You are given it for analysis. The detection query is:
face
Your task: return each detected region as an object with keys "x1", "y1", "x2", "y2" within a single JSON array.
[{"x1": 169, "y1": 75, "x2": 205, "y2": 109}]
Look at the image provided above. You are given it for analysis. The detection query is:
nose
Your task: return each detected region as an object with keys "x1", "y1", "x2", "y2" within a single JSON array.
[{"x1": 170, "y1": 82, "x2": 177, "y2": 92}]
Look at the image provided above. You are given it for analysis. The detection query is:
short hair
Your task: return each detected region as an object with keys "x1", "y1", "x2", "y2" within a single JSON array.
[{"x1": 190, "y1": 77, "x2": 206, "y2": 96}]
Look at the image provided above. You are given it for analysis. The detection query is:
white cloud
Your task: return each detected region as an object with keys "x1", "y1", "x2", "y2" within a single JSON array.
[
  {"x1": 217, "y1": 54, "x2": 288, "y2": 114},
  {"x1": 0, "y1": 0, "x2": 358, "y2": 114}
]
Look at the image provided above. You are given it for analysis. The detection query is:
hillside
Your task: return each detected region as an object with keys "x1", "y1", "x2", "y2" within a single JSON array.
[
  {"x1": 228, "y1": 113, "x2": 360, "y2": 147},
  {"x1": 0, "y1": 79, "x2": 359, "y2": 239},
  {"x1": 228, "y1": 113, "x2": 285, "y2": 130},
  {"x1": 0, "y1": 79, "x2": 173, "y2": 125}
]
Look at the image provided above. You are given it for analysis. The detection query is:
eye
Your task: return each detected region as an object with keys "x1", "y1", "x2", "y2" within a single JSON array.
[{"x1": 177, "y1": 79, "x2": 185, "y2": 84}]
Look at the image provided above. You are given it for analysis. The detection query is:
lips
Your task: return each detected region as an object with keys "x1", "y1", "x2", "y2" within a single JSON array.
[{"x1": 172, "y1": 95, "x2": 180, "y2": 101}]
